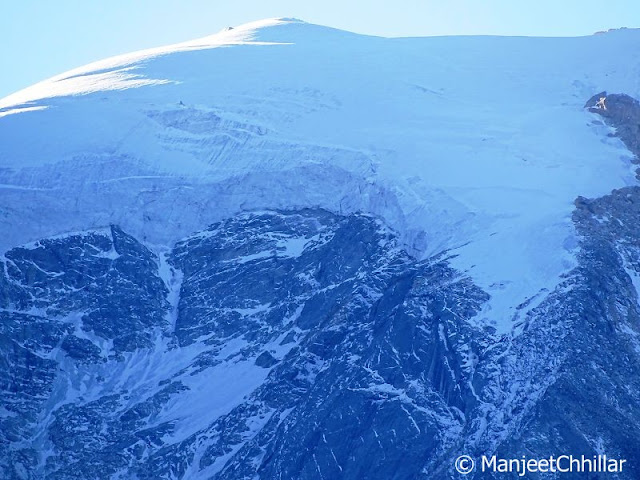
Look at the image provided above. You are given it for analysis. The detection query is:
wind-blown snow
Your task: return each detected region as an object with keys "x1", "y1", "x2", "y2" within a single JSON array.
[
  {"x1": 1, "y1": 18, "x2": 640, "y2": 333},
  {"x1": 0, "y1": 18, "x2": 291, "y2": 117}
]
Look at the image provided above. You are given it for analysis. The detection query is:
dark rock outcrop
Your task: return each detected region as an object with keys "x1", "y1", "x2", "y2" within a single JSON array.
[
  {"x1": 3, "y1": 175, "x2": 640, "y2": 478},
  {"x1": 586, "y1": 91, "x2": 640, "y2": 173}
]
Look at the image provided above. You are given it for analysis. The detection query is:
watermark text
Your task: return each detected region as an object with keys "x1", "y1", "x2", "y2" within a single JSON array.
[{"x1": 454, "y1": 454, "x2": 627, "y2": 476}]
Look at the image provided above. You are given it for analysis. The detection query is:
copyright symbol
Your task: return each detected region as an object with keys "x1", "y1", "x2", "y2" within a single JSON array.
[{"x1": 455, "y1": 455, "x2": 475, "y2": 475}]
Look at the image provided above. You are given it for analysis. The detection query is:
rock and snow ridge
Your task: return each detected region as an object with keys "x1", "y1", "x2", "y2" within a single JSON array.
[
  {"x1": 3, "y1": 18, "x2": 640, "y2": 480},
  {"x1": 3, "y1": 201, "x2": 640, "y2": 479},
  {"x1": 1, "y1": 18, "x2": 640, "y2": 333},
  {"x1": 0, "y1": 211, "x2": 487, "y2": 479}
]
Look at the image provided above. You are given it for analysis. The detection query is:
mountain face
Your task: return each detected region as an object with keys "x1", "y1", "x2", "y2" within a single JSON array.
[
  {"x1": 0, "y1": 211, "x2": 488, "y2": 479},
  {"x1": 2, "y1": 18, "x2": 640, "y2": 480}
]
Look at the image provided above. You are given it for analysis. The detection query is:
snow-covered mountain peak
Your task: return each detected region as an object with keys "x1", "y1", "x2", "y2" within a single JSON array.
[
  {"x1": 6, "y1": 19, "x2": 640, "y2": 480},
  {"x1": 1, "y1": 21, "x2": 640, "y2": 332},
  {"x1": 0, "y1": 17, "x2": 308, "y2": 116}
]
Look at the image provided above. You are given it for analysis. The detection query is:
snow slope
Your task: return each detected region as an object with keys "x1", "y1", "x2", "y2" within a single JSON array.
[{"x1": 1, "y1": 18, "x2": 640, "y2": 332}]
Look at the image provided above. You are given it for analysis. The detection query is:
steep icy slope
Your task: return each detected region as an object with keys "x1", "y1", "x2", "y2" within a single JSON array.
[
  {"x1": 3, "y1": 19, "x2": 640, "y2": 480},
  {"x1": 1, "y1": 18, "x2": 640, "y2": 331}
]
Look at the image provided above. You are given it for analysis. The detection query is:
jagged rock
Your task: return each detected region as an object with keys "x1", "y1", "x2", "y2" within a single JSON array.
[
  {"x1": 0, "y1": 211, "x2": 491, "y2": 479},
  {"x1": 254, "y1": 351, "x2": 278, "y2": 368},
  {"x1": 4, "y1": 87, "x2": 640, "y2": 478},
  {"x1": 587, "y1": 92, "x2": 640, "y2": 166},
  {"x1": 2, "y1": 197, "x2": 640, "y2": 478},
  {"x1": 584, "y1": 90, "x2": 607, "y2": 109}
]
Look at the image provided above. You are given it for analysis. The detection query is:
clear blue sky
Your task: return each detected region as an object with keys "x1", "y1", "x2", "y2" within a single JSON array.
[{"x1": 2, "y1": 0, "x2": 638, "y2": 98}]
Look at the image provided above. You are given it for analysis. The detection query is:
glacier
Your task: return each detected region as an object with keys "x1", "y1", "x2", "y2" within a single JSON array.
[
  {"x1": 2, "y1": 18, "x2": 640, "y2": 332},
  {"x1": 2, "y1": 17, "x2": 640, "y2": 479}
]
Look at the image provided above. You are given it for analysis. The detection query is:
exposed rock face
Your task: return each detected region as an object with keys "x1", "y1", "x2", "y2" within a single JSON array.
[
  {"x1": 0, "y1": 211, "x2": 491, "y2": 479},
  {"x1": 0, "y1": 226, "x2": 171, "y2": 478},
  {"x1": 3, "y1": 189, "x2": 640, "y2": 479},
  {"x1": 586, "y1": 92, "x2": 640, "y2": 173},
  {"x1": 464, "y1": 186, "x2": 640, "y2": 479},
  {"x1": 4, "y1": 93, "x2": 640, "y2": 479}
]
